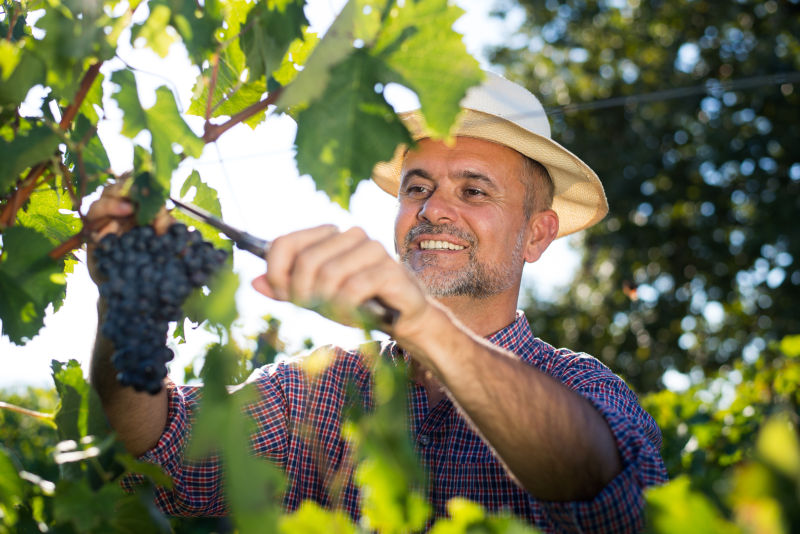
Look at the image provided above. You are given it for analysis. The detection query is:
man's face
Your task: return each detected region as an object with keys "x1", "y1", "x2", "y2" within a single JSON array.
[{"x1": 395, "y1": 137, "x2": 531, "y2": 299}]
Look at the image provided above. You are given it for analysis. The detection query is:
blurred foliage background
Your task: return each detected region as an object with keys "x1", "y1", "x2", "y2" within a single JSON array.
[
  {"x1": 490, "y1": 0, "x2": 800, "y2": 393},
  {"x1": 486, "y1": 0, "x2": 800, "y2": 530}
]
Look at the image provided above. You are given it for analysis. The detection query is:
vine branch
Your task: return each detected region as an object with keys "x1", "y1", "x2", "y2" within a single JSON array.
[
  {"x1": 0, "y1": 400, "x2": 55, "y2": 423},
  {"x1": 0, "y1": 60, "x2": 103, "y2": 228},
  {"x1": 202, "y1": 87, "x2": 284, "y2": 143}
]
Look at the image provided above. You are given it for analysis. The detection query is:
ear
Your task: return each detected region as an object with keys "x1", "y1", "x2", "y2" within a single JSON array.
[{"x1": 523, "y1": 209, "x2": 559, "y2": 263}]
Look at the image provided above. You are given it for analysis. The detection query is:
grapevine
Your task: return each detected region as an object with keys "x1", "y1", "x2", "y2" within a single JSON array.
[{"x1": 93, "y1": 223, "x2": 228, "y2": 393}]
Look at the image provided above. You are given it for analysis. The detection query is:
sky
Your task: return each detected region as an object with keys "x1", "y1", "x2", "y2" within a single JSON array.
[{"x1": 0, "y1": 0, "x2": 583, "y2": 389}]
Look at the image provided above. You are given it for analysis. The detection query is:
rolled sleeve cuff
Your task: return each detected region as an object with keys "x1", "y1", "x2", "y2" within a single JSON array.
[{"x1": 537, "y1": 461, "x2": 644, "y2": 533}]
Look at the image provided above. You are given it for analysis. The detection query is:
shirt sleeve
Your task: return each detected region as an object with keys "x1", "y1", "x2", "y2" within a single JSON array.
[
  {"x1": 122, "y1": 364, "x2": 292, "y2": 516},
  {"x1": 535, "y1": 350, "x2": 668, "y2": 533}
]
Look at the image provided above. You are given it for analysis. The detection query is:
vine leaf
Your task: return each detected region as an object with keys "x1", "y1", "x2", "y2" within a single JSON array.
[
  {"x1": 189, "y1": 344, "x2": 286, "y2": 533},
  {"x1": 0, "y1": 447, "x2": 25, "y2": 525},
  {"x1": 0, "y1": 51, "x2": 46, "y2": 107},
  {"x1": 276, "y1": 0, "x2": 388, "y2": 111},
  {"x1": 65, "y1": 113, "x2": 111, "y2": 195},
  {"x1": 16, "y1": 187, "x2": 82, "y2": 279},
  {"x1": 141, "y1": 0, "x2": 222, "y2": 64},
  {"x1": 0, "y1": 40, "x2": 24, "y2": 81},
  {"x1": 294, "y1": 50, "x2": 411, "y2": 207},
  {"x1": 51, "y1": 360, "x2": 109, "y2": 446},
  {"x1": 175, "y1": 170, "x2": 230, "y2": 250},
  {"x1": 112, "y1": 70, "x2": 204, "y2": 223},
  {"x1": 278, "y1": 501, "x2": 357, "y2": 533},
  {"x1": 272, "y1": 29, "x2": 320, "y2": 87},
  {"x1": 645, "y1": 476, "x2": 740, "y2": 533},
  {"x1": 130, "y1": 4, "x2": 178, "y2": 58},
  {"x1": 183, "y1": 263, "x2": 239, "y2": 330},
  {"x1": 0, "y1": 227, "x2": 65, "y2": 345},
  {"x1": 0, "y1": 125, "x2": 59, "y2": 197},
  {"x1": 187, "y1": 47, "x2": 267, "y2": 128},
  {"x1": 240, "y1": 0, "x2": 308, "y2": 82},
  {"x1": 372, "y1": 0, "x2": 482, "y2": 138}
]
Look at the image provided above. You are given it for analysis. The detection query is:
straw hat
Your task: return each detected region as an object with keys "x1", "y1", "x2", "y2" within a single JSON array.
[{"x1": 371, "y1": 71, "x2": 608, "y2": 238}]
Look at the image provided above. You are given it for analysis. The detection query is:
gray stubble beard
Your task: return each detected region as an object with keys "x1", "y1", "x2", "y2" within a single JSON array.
[{"x1": 399, "y1": 222, "x2": 524, "y2": 299}]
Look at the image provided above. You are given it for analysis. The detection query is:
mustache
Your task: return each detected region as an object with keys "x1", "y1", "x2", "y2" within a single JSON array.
[{"x1": 403, "y1": 222, "x2": 476, "y2": 249}]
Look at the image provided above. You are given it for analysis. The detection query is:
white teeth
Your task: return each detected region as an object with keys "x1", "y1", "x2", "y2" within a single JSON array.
[{"x1": 419, "y1": 240, "x2": 465, "y2": 251}]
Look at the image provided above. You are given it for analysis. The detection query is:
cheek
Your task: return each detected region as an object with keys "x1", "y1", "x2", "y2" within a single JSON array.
[{"x1": 394, "y1": 204, "x2": 416, "y2": 251}]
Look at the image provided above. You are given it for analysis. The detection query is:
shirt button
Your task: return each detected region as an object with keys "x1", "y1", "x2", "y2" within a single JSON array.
[{"x1": 418, "y1": 434, "x2": 431, "y2": 447}]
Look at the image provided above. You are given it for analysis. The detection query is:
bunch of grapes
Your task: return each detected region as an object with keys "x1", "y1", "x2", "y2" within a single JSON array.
[{"x1": 93, "y1": 223, "x2": 228, "y2": 394}]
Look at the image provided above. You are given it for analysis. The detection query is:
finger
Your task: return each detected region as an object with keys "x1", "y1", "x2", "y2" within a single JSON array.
[
  {"x1": 289, "y1": 227, "x2": 372, "y2": 304},
  {"x1": 313, "y1": 236, "x2": 389, "y2": 302},
  {"x1": 265, "y1": 225, "x2": 338, "y2": 300},
  {"x1": 86, "y1": 195, "x2": 134, "y2": 221},
  {"x1": 251, "y1": 274, "x2": 277, "y2": 299},
  {"x1": 332, "y1": 258, "x2": 425, "y2": 328}
]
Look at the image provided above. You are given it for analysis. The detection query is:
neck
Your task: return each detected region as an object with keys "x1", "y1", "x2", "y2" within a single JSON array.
[{"x1": 435, "y1": 290, "x2": 520, "y2": 337}]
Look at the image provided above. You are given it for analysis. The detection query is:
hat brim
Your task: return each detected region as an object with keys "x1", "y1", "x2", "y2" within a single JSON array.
[{"x1": 371, "y1": 109, "x2": 608, "y2": 238}]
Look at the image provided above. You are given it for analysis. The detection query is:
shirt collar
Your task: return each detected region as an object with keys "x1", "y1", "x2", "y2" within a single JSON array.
[
  {"x1": 485, "y1": 310, "x2": 535, "y2": 360},
  {"x1": 388, "y1": 311, "x2": 535, "y2": 363}
]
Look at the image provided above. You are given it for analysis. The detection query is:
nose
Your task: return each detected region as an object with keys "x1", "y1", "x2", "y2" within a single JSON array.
[{"x1": 418, "y1": 188, "x2": 457, "y2": 224}]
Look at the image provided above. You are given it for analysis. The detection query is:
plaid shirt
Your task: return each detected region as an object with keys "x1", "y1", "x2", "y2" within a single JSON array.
[{"x1": 131, "y1": 312, "x2": 666, "y2": 532}]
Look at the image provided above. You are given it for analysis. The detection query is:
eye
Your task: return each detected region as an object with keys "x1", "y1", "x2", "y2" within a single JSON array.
[
  {"x1": 402, "y1": 184, "x2": 431, "y2": 198},
  {"x1": 463, "y1": 187, "x2": 485, "y2": 198}
]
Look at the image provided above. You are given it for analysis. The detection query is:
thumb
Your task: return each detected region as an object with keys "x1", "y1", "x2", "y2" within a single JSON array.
[{"x1": 252, "y1": 274, "x2": 279, "y2": 299}]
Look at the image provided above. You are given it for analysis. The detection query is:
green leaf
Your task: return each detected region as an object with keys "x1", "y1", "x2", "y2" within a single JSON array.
[
  {"x1": 0, "y1": 50, "x2": 46, "y2": 106},
  {"x1": 51, "y1": 360, "x2": 95, "y2": 443},
  {"x1": 276, "y1": 0, "x2": 388, "y2": 111},
  {"x1": 429, "y1": 498, "x2": 540, "y2": 534},
  {"x1": 16, "y1": 187, "x2": 81, "y2": 246},
  {"x1": 0, "y1": 39, "x2": 23, "y2": 81},
  {"x1": 112, "y1": 70, "x2": 205, "y2": 222},
  {"x1": 188, "y1": 344, "x2": 286, "y2": 533},
  {"x1": 240, "y1": 0, "x2": 307, "y2": 82},
  {"x1": 155, "y1": 0, "x2": 222, "y2": 64},
  {"x1": 356, "y1": 456, "x2": 430, "y2": 533},
  {"x1": 756, "y1": 415, "x2": 800, "y2": 478},
  {"x1": 174, "y1": 171, "x2": 231, "y2": 250},
  {"x1": 114, "y1": 454, "x2": 174, "y2": 489},
  {"x1": 53, "y1": 478, "x2": 123, "y2": 531},
  {"x1": 372, "y1": 0, "x2": 482, "y2": 137},
  {"x1": 110, "y1": 487, "x2": 173, "y2": 534},
  {"x1": 645, "y1": 476, "x2": 741, "y2": 534},
  {"x1": 182, "y1": 263, "x2": 239, "y2": 330},
  {"x1": 272, "y1": 29, "x2": 320, "y2": 86},
  {"x1": 187, "y1": 46, "x2": 267, "y2": 127},
  {"x1": 65, "y1": 113, "x2": 111, "y2": 194},
  {"x1": 130, "y1": 3, "x2": 178, "y2": 58},
  {"x1": 0, "y1": 125, "x2": 59, "y2": 197},
  {"x1": 278, "y1": 500, "x2": 357, "y2": 534},
  {"x1": 294, "y1": 50, "x2": 411, "y2": 207},
  {"x1": 0, "y1": 446, "x2": 25, "y2": 525},
  {"x1": 77, "y1": 70, "x2": 105, "y2": 125},
  {"x1": 0, "y1": 226, "x2": 65, "y2": 344},
  {"x1": 779, "y1": 334, "x2": 800, "y2": 358},
  {"x1": 130, "y1": 170, "x2": 168, "y2": 226}
]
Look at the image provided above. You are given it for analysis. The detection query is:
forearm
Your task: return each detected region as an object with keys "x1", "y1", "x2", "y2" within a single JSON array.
[
  {"x1": 399, "y1": 305, "x2": 621, "y2": 501},
  {"x1": 90, "y1": 299, "x2": 168, "y2": 457}
]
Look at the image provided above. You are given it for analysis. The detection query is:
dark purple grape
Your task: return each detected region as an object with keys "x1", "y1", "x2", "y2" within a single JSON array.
[{"x1": 96, "y1": 223, "x2": 227, "y2": 394}]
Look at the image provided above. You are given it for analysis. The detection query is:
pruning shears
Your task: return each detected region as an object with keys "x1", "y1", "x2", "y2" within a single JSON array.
[{"x1": 169, "y1": 197, "x2": 399, "y2": 327}]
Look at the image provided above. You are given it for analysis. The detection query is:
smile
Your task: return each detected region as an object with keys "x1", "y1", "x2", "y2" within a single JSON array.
[{"x1": 419, "y1": 240, "x2": 465, "y2": 251}]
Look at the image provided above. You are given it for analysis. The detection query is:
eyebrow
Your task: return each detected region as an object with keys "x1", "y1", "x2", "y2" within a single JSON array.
[{"x1": 401, "y1": 168, "x2": 497, "y2": 188}]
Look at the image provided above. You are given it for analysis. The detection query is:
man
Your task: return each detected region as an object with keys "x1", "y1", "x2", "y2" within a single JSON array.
[{"x1": 88, "y1": 72, "x2": 667, "y2": 532}]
